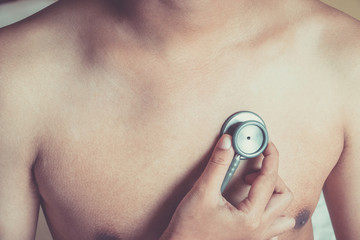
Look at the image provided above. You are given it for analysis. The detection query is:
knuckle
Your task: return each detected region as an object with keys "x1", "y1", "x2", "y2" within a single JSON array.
[
  {"x1": 189, "y1": 185, "x2": 209, "y2": 204},
  {"x1": 210, "y1": 155, "x2": 228, "y2": 166},
  {"x1": 237, "y1": 199, "x2": 252, "y2": 214},
  {"x1": 192, "y1": 185, "x2": 220, "y2": 208},
  {"x1": 260, "y1": 172, "x2": 277, "y2": 187},
  {"x1": 193, "y1": 182, "x2": 209, "y2": 198},
  {"x1": 239, "y1": 200, "x2": 262, "y2": 230},
  {"x1": 246, "y1": 215, "x2": 261, "y2": 231}
]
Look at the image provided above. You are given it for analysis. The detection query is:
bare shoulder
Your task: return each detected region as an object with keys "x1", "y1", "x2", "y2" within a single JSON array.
[
  {"x1": 314, "y1": 2, "x2": 360, "y2": 78},
  {"x1": 0, "y1": 10, "x2": 67, "y2": 236},
  {"x1": 0, "y1": 3, "x2": 75, "y2": 152},
  {"x1": 0, "y1": 28, "x2": 45, "y2": 162},
  {"x1": 0, "y1": 1, "x2": 83, "y2": 121},
  {"x1": 304, "y1": 2, "x2": 360, "y2": 111},
  {"x1": 0, "y1": 21, "x2": 47, "y2": 117},
  {"x1": 280, "y1": 2, "x2": 360, "y2": 132},
  {"x1": 304, "y1": 1, "x2": 360, "y2": 166},
  {"x1": 319, "y1": 4, "x2": 360, "y2": 115},
  {"x1": 314, "y1": 5, "x2": 360, "y2": 239}
]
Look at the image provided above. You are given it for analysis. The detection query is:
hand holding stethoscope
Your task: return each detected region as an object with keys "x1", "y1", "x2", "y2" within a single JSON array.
[
  {"x1": 160, "y1": 113, "x2": 294, "y2": 240},
  {"x1": 220, "y1": 111, "x2": 269, "y2": 192}
]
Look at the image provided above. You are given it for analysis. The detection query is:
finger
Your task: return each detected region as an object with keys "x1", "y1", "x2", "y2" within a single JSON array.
[
  {"x1": 196, "y1": 134, "x2": 234, "y2": 194},
  {"x1": 259, "y1": 142, "x2": 279, "y2": 176},
  {"x1": 244, "y1": 171, "x2": 259, "y2": 185},
  {"x1": 263, "y1": 176, "x2": 293, "y2": 222},
  {"x1": 238, "y1": 142, "x2": 279, "y2": 213},
  {"x1": 265, "y1": 216, "x2": 295, "y2": 239},
  {"x1": 245, "y1": 171, "x2": 290, "y2": 195},
  {"x1": 244, "y1": 171, "x2": 293, "y2": 223},
  {"x1": 263, "y1": 192, "x2": 293, "y2": 224}
]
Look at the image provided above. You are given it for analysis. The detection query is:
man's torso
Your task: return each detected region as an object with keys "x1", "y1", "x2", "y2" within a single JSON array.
[{"x1": 1, "y1": 1, "x2": 359, "y2": 239}]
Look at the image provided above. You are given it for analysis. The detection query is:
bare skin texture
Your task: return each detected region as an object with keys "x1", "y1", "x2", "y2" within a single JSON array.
[
  {"x1": 160, "y1": 136, "x2": 295, "y2": 240},
  {"x1": 0, "y1": 0, "x2": 360, "y2": 239}
]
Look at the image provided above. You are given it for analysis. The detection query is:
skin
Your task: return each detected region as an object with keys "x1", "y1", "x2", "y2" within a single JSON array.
[
  {"x1": 160, "y1": 136, "x2": 295, "y2": 240},
  {"x1": 0, "y1": 0, "x2": 360, "y2": 239}
]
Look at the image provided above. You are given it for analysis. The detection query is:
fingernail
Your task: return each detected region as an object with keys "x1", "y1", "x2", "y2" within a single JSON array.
[{"x1": 218, "y1": 135, "x2": 232, "y2": 150}]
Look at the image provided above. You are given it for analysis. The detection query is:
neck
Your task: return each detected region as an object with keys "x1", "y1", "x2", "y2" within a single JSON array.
[
  {"x1": 69, "y1": 0, "x2": 310, "y2": 56},
  {"x1": 135, "y1": 0, "x2": 269, "y2": 35},
  {"x1": 88, "y1": 0, "x2": 295, "y2": 39},
  {"x1": 154, "y1": 0, "x2": 257, "y2": 27}
]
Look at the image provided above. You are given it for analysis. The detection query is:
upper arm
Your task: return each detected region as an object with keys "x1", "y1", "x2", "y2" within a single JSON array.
[
  {"x1": 0, "y1": 55, "x2": 43, "y2": 239},
  {"x1": 323, "y1": 59, "x2": 360, "y2": 239}
]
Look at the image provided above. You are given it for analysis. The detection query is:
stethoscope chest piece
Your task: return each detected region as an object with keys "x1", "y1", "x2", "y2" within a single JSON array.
[
  {"x1": 220, "y1": 111, "x2": 269, "y2": 192},
  {"x1": 220, "y1": 111, "x2": 268, "y2": 159}
]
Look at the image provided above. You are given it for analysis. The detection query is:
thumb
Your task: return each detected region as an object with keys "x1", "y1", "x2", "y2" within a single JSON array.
[{"x1": 196, "y1": 134, "x2": 235, "y2": 194}]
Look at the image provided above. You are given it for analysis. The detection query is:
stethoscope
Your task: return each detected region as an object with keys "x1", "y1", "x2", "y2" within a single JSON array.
[{"x1": 220, "y1": 111, "x2": 269, "y2": 192}]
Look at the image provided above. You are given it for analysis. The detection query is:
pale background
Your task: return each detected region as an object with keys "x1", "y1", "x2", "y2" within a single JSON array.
[{"x1": 0, "y1": 0, "x2": 359, "y2": 239}]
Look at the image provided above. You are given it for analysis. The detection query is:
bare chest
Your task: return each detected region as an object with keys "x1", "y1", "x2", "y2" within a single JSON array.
[{"x1": 34, "y1": 66, "x2": 343, "y2": 239}]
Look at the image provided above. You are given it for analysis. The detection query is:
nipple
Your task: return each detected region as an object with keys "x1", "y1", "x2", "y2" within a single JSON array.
[
  {"x1": 294, "y1": 209, "x2": 311, "y2": 230},
  {"x1": 95, "y1": 231, "x2": 122, "y2": 240}
]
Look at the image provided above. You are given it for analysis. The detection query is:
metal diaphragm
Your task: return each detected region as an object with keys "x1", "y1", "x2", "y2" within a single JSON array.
[
  {"x1": 220, "y1": 111, "x2": 268, "y2": 159},
  {"x1": 232, "y1": 120, "x2": 268, "y2": 159}
]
